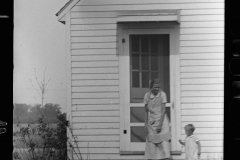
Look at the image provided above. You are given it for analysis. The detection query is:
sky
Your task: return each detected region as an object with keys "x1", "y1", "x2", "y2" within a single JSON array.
[{"x1": 14, "y1": 0, "x2": 69, "y2": 112}]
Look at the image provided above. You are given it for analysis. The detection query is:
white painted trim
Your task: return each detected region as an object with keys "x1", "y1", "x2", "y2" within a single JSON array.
[
  {"x1": 57, "y1": 0, "x2": 80, "y2": 23},
  {"x1": 170, "y1": 43, "x2": 176, "y2": 150},
  {"x1": 117, "y1": 15, "x2": 178, "y2": 22},
  {"x1": 118, "y1": 25, "x2": 127, "y2": 152},
  {"x1": 65, "y1": 11, "x2": 74, "y2": 159},
  {"x1": 130, "y1": 103, "x2": 171, "y2": 107},
  {"x1": 169, "y1": 27, "x2": 181, "y2": 151},
  {"x1": 65, "y1": 11, "x2": 72, "y2": 137},
  {"x1": 65, "y1": 12, "x2": 72, "y2": 125},
  {"x1": 117, "y1": 9, "x2": 180, "y2": 23}
]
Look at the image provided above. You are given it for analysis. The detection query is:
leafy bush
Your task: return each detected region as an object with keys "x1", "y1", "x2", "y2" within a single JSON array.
[{"x1": 13, "y1": 113, "x2": 72, "y2": 160}]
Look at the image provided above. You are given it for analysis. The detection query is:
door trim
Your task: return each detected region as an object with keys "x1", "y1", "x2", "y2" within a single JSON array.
[{"x1": 118, "y1": 23, "x2": 181, "y2": 152}]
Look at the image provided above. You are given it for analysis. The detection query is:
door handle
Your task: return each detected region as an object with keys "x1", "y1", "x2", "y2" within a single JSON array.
[{"x1": 172, "y1": 102, "x2": 174, "y2": 109}]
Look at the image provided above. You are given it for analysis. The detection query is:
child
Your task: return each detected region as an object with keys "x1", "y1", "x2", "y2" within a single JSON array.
[{"x1": 179, "y1": 124, "x2": 201, "y2": 160}]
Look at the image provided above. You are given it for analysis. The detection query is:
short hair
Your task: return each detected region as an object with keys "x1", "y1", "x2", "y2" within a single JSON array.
[
  {"x1": 149, "y1": 79, "x2": 161, "y2": 89},
  {"x1": 184, "y1": 124, "x2": 195, "y2": 133}
]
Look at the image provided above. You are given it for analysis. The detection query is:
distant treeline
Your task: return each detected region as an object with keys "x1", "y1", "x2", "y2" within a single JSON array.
[{"x1": 13, "y1": 103, "x2": 64, "y2": 124}]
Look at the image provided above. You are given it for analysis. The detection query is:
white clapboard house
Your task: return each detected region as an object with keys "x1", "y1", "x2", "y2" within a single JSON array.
[{"x1": 56, "y1": 0, "x2": 224, "y2": 159}]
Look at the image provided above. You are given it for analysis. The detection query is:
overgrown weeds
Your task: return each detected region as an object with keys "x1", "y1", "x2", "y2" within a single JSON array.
[{"x1": 13, "y1": 114, "x2": 82, "y2": 160}]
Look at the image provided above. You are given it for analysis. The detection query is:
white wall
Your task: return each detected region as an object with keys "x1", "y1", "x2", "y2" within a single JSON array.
[{"x1": 68, "y1": 0, "x2": 224, "y2": 159}]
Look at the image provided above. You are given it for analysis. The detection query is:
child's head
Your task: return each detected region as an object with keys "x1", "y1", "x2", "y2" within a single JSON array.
[{"x1": 184, "y1": 124, "x2": 195, "y2": 136}]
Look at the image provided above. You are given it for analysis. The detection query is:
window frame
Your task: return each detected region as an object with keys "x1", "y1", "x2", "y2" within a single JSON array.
[
  {"x1": 118, "y1": 23, "x2": 181, "y2": 154},
  {"x1": 130, "y1": 34, "x2": 171, "y2": 103}
]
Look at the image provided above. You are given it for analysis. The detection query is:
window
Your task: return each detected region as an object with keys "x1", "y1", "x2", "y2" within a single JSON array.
[
  {"x1": 119, "y1": 23, "x2": 181, "y2": 153},
  {"x1": 130, "y1": 34, "x2": 170, "y2": 103}
]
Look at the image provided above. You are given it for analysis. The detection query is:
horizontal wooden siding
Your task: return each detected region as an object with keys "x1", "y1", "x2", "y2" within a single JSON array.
[
  {"x1": 179, "y1": 1, "x2": 224, "y2": 158},
  {"x1": 69, "y1": 0, "x2": 224, "y2": 159}
]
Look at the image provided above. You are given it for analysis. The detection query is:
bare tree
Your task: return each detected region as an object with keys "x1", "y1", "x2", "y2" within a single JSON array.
[{"x1": 30, "y1": 67, "x2": 50, "y2": 115}]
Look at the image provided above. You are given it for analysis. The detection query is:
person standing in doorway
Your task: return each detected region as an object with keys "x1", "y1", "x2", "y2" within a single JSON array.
[{"x1": 144, "y1": 79, "x2": 171, "y2": 160}]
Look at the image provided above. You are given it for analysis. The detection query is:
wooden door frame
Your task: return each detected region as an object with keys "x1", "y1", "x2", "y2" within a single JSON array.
[{"x1": 118, "y1": 22, "x2": 181, "y2": 153}]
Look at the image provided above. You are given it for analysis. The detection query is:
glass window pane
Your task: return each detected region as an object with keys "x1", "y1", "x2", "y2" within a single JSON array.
[
  {"x1": 166, "y1": 107, "x2": 170, "y2": 121},
  {"x1": 151, "y1": 54, "x2": 158, "y2": 70},
  {"x1": 151, "y1": 72, "x2": 158, "y2": 80},
  {"x1": 142, "y1": 72, "x2": 149, "y2": 88},
  {"x1": 132, "y1": 54, "x2": 140, "y2": 70},
  {"x1": 130, "y1": 88, "x2": 149, "y2": 103},
  {"x1": 159, "y1": 35, "x2": 169, "y2": 56},
  {"x1": 132, "y1": 36, "x2": 140, "y2": 52},
  {"x1": 131, "y1": 34, "x2": 170, "y2": 103},
  {"x1": 151, "y1": 36, "x2": 158, "y2": 53},
  {"x1": 163, "y1": 81, "x2": 170, "y2": 103},
  {"x1": 159, "y1": 56, "x2": 170, "y2": 102},
  {"x1": 132, "y1": 71, "x2": 140, "y2": 87},
  {"x1": 141, "y1": 54, "x2": 149, "y2": 70},
  {"x1": 141, "y1": 36, "x2": 149, "y2": 52},
  {"x1": 130, "y1": 107, "x2": 145, "y2": 123},
  {"x1": 131, "y1": 126, "x2": 147, "y2": 142}
]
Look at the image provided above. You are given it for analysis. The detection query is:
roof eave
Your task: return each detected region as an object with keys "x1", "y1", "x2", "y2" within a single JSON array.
[
  {"x1": 57, "y1": 14, "x2": 66, "y2": 24},
  {"x1": 56, "y1": 0, "x2": 80, "y2": 24}
]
